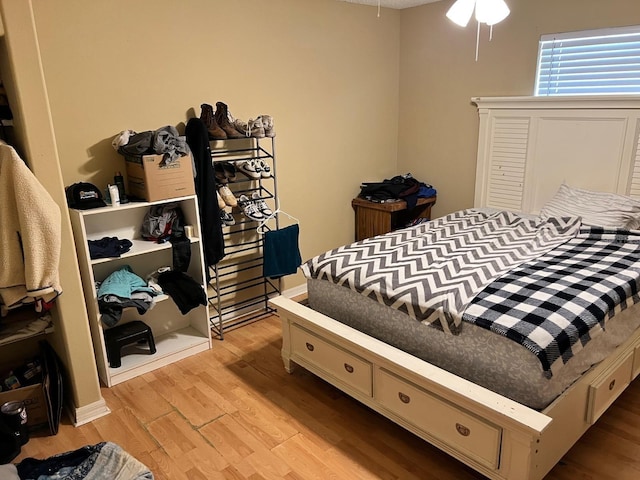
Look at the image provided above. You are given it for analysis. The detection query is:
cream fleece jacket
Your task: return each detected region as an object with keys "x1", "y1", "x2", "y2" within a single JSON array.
[{"x1": 0, "y1": 142, "x2": 62, "y2": 309}]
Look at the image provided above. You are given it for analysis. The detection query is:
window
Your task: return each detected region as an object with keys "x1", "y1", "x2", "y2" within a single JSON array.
[{"x1": 535, "y1": 25, "x2": 640, "y2": 96}]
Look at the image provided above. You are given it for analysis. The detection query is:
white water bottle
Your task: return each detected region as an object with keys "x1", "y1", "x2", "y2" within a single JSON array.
[{"x1": 108, "y1": 184, "x2": 120, "y2": 206}]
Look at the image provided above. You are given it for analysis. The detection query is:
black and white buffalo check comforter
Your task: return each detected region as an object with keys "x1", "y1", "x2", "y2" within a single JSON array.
[
  {"x1": 303, "y1": 209, "x2": 640, "y2": 378},
  {"x1": 463, "y1": 227, "x2": 640, "y2": 378}
]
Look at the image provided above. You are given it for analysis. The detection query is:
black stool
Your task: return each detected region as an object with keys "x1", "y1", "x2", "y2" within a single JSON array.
[{"x1": 104, "y1": 320, "x2": 156, "y2": 368}]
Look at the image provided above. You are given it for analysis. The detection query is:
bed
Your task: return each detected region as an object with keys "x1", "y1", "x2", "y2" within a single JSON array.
[{"x1": 269, "y1": 95, "x2": 640, "y2": 480}]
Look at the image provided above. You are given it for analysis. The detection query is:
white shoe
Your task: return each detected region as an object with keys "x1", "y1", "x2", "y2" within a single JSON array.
[
  {"x1": 248, "y1": 118, "x2": 265, "y2": 138},
  {"x1": 219, "y1": 209, "x2": 236, "y2": 226},
  {"x1": 216, "y1": 190, "x2": 226, "y2": 210},
  {"x1": 233, "y1": 118, "x2": 265, "y2": 138},
  {"x1": 218, "y1": 185, "x2": 237, "y2": 207},
  {"x1": 233, "y1": 119, "x2": 251, "y2": 137},
  {"x1": 238, "y1": 159, "x2": 261, "y2": 179},
  {"x1": 251, "y1": 192, "x2": 273, "y2": 217},
  {"x1": 257, "y1": 115, "x2": 275, "y2": 137},
  {"x1": 238, "y1": 194, "x2": 264, "y2": 221},
  {"x1": 257, "y1": 158, "x2": 271, "y2": 178}
]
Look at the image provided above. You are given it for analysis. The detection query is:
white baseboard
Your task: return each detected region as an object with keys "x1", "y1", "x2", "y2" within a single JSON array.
[{"x1": 69, "y1": 397, "x2": 111, "y2": 427}]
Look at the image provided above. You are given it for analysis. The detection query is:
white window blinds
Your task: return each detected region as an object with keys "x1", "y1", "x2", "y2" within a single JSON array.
[{"x1": 535, "y1": 25, "x2": 640, "y2": 96}]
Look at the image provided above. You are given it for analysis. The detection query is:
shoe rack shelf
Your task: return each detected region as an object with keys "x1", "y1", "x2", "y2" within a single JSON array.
[
  {"x1": 69, "y1": 196, "x2": 212, "y2": 387},
  {"x1": 208, "y1": 137, "x2": 281, "y2": 339}
]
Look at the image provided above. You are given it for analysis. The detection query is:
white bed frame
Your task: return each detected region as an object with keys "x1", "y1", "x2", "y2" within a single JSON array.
[{"x1": 270, "y1": 96, "x2": 640, "y2": 480}]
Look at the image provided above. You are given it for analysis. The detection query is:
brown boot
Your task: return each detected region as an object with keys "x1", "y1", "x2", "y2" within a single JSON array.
[
  {"x1": 200, "y1": 103, "x2": 227, "y2": 140},
  {"x1": 215, "y1": 101, "x2": 243, "y2": 139}
]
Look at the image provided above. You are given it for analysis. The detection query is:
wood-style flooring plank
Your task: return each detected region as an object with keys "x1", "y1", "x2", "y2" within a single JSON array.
[
  {"x1": 144, "y1": 366, "x2": 226, "y2": 427},
  {"x1": 12, "y1": 314, "x2": 640, "y2": 480},
  {"x1": 109, "y1": 375, "x2": 173, "y2": 424},
  {"x1": 271, "y1": 433, "x2": 348, "y2": 480}
]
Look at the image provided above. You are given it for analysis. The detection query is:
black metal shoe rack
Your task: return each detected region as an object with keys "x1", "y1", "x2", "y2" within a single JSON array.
[{"x1": 208, "y1": 137, "x2": 281, "y2": 339}]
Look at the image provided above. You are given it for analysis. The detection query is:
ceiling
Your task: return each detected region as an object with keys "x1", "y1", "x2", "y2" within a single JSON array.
[{"x1": 338, "y1": 0, "x2": 443, "y2": 9}]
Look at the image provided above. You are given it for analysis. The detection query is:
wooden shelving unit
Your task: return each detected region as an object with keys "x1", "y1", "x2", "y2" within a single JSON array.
[{"x1": 69, "y1": 195, "x2": 211, "y2": 387}]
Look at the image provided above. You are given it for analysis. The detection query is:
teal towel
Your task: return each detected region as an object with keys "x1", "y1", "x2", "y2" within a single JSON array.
[{"x1": 263, "y1": 224, "x2": 302, "y2": 279}]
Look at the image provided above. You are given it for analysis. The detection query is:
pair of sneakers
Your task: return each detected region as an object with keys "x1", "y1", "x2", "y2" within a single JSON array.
[
  {"x1": 238, "y1": 192, "x2": 273, "y2": 221},
  {"x1": 234, "y1": 117, "x2": 265, "y2": 138},
  {"x1": 220, "y1": 209, "x2": 235, "y2": 227},
  {"x1": 217, "y1": 185, "x2": 237, "y2": 208},
  {"x1": 214, "y1": 161, "x2": 236, "y2": 184},
  {"x1": 217, "y1": 185, "x2": 237, "y2": 227},
  {"x1": 232, "y1": 115, "x2": 275, "y2": 138},
  {"x1": 256, "y1": 115, "x2": 275, "y2": 138},
  {"x1": 238, "y1": 159, "x2": 271, "y2": 179}
]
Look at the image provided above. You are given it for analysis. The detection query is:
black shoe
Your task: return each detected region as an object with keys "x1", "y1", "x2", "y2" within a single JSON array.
[
  {"x1": 221, "y1": 162, "x2": 236, "y2": 182},
  {"x1": 214, "y1": 162, "x2": 227, "y2": 184}
]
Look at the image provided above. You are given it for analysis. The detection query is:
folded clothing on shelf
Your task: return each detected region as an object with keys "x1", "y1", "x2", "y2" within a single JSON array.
[
  {"x1": 157, "y1": 270, "x2": 207, "y2": 315},
  {"x1": 97, "y1": 266, "x2": 158, "y2": 327},
  {"x1": 88, "y1": 237, "x2": 133, "y2": 259}
]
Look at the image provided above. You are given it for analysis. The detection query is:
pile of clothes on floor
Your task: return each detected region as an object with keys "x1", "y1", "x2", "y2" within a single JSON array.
[{"x1": 1, "y1": 442, "x2": 153, "y2": 479}]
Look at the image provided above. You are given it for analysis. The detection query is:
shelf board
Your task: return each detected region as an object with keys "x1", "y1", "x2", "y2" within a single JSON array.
[
  {"x1": 105, "y1": 326, "x2": 210, "y2": 386},
  {"x1": 90, "y1": 238, "x2": 199, "y2": 265},
  {"x1": 90, "y1": 239, "x2": 170, "y2": 264},
  {"x1": 72, "y1": 195, "x2": 198, "y2": 216},
  {"x1": 0, "y1": 311, "x2": 53, "y2": 347}
]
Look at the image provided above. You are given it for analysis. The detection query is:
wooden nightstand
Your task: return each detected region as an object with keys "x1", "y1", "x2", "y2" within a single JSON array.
[{"x1": 351, "y1": 196, "x2": 437, "y2": 241}]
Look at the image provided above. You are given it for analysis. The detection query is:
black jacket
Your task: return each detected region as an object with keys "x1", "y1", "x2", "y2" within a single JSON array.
[{"x1": 185, "y1": 117, "x2": 225, "y2": 272}]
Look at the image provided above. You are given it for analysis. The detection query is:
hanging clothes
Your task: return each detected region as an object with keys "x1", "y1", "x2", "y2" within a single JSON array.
[
  {"x1": 185, "y1": 117, "x2": 225, "y2": 273},
  {"x1": 0, "y1": 141, "x2": 62, "y2": 311}
]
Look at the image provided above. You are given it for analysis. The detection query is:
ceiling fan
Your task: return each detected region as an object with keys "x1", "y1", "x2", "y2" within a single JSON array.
[{"x1": 339, "y1": 0, "x2": 511, "y2": 61}]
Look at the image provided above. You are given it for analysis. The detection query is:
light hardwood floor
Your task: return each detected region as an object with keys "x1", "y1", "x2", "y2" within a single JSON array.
[{"x1": 14, "y1": 315, "x2": 640, "y2": 479}]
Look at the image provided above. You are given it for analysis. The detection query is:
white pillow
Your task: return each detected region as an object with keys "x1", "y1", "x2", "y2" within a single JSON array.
[{"x1": 539, "y1": 183, "x2": 640, "y2": 229}]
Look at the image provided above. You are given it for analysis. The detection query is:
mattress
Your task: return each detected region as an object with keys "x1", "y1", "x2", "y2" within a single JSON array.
[{"x1": 307, "y1": 277, "x2": 640, "y2": 409}]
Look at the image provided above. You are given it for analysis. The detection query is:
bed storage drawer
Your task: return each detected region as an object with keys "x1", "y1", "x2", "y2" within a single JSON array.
[
  {"x1": 587, "y1": 353, "x2": 633, "y2": 424},
  {"x1": 290, "y1": 325, "x2": 373, "y2": 397},
  {"x1": 374, "y1": 368, "x2": 501, "y2": 469},
  {"x1": 633, "y1": 345, "x2": 640, "y2": 380}
]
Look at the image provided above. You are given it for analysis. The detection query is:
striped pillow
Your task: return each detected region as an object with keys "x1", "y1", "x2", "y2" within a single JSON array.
[{"x1": 540, "y1": 183, "x2": 640, "y2": 229}]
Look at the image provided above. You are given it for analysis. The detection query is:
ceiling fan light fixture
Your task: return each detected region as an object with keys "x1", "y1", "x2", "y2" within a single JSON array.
[
  {"x1": 446, "y1": 0, "x2": 511, "y2": 61},
  {"x1": 445, "y1": 0, "x2": 476, "y2": 27},
  {"x1": 475, "y1": 0, "x2": 510, "y2": 26}
]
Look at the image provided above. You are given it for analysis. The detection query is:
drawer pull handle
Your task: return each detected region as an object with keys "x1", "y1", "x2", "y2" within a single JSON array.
[
  {"x1": 306, "y1": 342, "x2": 315, "y2": 352},
  {"x1": 398, "y1": 392, "x2": 411, "y2": 404},
  {"x1": 344, "y1": 363, "x2": 354, "y2": 373},
  {"x1": 609, "y1": 379, "x2": 616, "y2": 391},
  {"x1": 456, "y1": 423, "x2": 471, "y2": 437}
]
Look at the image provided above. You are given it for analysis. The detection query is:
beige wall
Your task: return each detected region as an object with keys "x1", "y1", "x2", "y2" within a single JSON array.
[
  {"x1": 31, "y1": 0, "x2": 401, "y2": 290},
  {"x1": 399, "y1": 0, "x2": 640, "y2": 218},
  {"x1": 1, "y1": 0, "x2": 400, "y2": 412}
]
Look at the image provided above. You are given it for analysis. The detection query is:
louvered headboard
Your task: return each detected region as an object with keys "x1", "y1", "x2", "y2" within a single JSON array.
[{"x1": 472, "y1": 96, "x2": 640, "y2": 214}]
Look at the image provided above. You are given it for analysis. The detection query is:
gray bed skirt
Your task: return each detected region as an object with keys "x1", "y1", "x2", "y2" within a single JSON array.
[{"x1": 307, "y1": 278, "x2": 640, "y2": 409}]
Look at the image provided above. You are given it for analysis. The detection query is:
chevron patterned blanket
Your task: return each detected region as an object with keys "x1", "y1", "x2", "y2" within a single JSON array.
[
  {"x1": 302, "y1": 209, "x2": 581, "y2": 334},
  {"x1": 463, "y1": 227, "x2": 640, "y2": 378}
]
